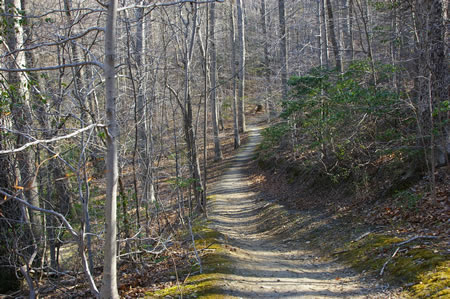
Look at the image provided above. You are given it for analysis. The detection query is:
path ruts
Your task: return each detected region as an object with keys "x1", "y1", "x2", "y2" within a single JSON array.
[{"x1": 208, "y1": 125, "x2": 394, "y2": 299}]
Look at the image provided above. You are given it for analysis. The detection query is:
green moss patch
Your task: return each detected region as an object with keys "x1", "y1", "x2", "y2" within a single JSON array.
[
  {"x1": 192, "y1": 221, "x2": 223, "y2": 250},
  {"x1": 146, "y1": 273, "x2": 227, "y2": 298},
  {"x1": 388, "y1": 248, "x2": 447, "y2": 285},
  {"x1": 408, "y1": 261, "x2": 450, "y2": 298},
  {"x1": 337, "y1": 234, "x2": 448, "y2": 295},
  {"x1": 339, "y1": 234, "x2": 402, "y2": 273},
  {"x1": 146, "y1": 218, "x2": 232, "y2": 298},
  {"x1": 206, "y1": 195, "x2": 217, "y2": 202}
]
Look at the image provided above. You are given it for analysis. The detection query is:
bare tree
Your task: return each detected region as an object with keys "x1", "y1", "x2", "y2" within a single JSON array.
[
  {"x1": 325, "y1": 0, "x2": 343, "y2": 72},
  {"x1": 236, "y1": 0, "x2": 246, "y2": 133},
  {"x1": 229, "y1": 0, "x2": 240, "y2": 148},
  {"x1": 209, "y1": 1, "x2": 223, "y2": 160},
  {"x1": 4, "y1": 0, "x2": 41, "y2": 235},
  {"x1": 320, "y1": 0, "x2": 330, "y2": 67},
  {"x1": 354, "y1": 0, "x2": 376, "y2": 82},
  {"x1": 166, "y1": 3, "x2": 205, "y2": 211},
  {"x1": 413, "y1": 0, "x2": 449, "y2": 199},
  {"x1": 101, "y1": 0, "x2": 120, "y2": 297},
  {"x1": 278, "y1": 0, "x2": 288, "y2": 99},
  {"x1": 3, "y1": 1, "x2": 40, "y2": 294},
  {"x1": 261, "y1": 0, "x2": 275, "y2": 119}
]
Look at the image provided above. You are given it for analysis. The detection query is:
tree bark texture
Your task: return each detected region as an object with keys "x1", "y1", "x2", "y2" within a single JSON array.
[
  {"x1": 209, "y1": 2, "x2": 223, "y2": 161},
  {"x1": 325, "y1": 0, "x2": 343, "y2": 72},
  {"x1": 321, "y1": 0, "x2": 330, "y2": 67},
  {"x1": 278, "y1": 0, "x2": 288, "y2": 99},
  {"x1": 346, "y1": 0, "x2": 354, "y2": 61},
  {"x1": 236, "y1": 0, "x2": 246, "y2": 133},
  {"x1": 230, "y1": 0, "x2": 240, "y2": 148},
  {"x1": 183, "y1": 2, "x2": 204, "y2": 210},
  {"x1": 414, "y1": 0, "x2": 449, "y2": 166},
  {"x1": 134, "y1": 2, "x2": 155, "y2": 204},
  {"x1": 101, "y1": 0, "x2": 120, "y2": 297},
  {"x1": 5, "y1": 0, "x2": 41, "y2": 236},
  {"x1": 261, "y1": 0, "x2": 275, "y2": 119}
]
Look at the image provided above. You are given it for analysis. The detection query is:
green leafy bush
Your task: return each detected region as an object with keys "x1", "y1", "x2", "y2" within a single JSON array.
[
  {"x1": 260, "y1": 122, "x2": 289, "y2": 149},
  {"x1": 264, "y1": 60, "x2": 420, "y2": 190}
]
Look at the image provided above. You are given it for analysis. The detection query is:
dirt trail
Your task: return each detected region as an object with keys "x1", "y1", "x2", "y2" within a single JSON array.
[{"x1": 208, "y1": 125, "x2": 391, "y2": 298}]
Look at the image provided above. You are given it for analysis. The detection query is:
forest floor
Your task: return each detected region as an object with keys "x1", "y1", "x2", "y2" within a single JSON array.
[
  {"x1": 205, "y1": 124, "x2": 401, "y2": 298},
  {"x1": 35, "y1": 114, "x2": 447, "y2": 298}
]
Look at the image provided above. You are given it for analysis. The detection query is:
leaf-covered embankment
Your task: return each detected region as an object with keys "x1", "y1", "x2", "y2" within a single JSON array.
[{"x1": 252, "y1": 107, "x2": 449, "y2": 298}]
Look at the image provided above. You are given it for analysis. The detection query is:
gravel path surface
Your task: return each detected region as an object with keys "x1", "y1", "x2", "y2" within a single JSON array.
[{"x1": 208, "y1": 125, "x2": 396, "y2": 299}]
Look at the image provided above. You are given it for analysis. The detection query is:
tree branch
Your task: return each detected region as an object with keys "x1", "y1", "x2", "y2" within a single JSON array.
[
  {"x1": 396, "y1": 235, "x2": 438, "y2": 246},
  {"x1": 379, "y1": 246, "x2": 400, "y2": 276},
  {"x1": 1, "y1": 27, "x2": 105, "y2": 59},
  {"x1": 0, "y1": 123, "x2": 105, "y2": 154},
  {"x1": 0, "y1": 189, "x2": 78, "y2": 238},
  {"x1": 166, "y1": 84, "x2": 185, "y2": 112},
  {"x1": 118, "y1": 0, "x2": 224, "y2": 12},
  {"x1": 0, "y1": 61, "x2": 104, "y2": 72},
  {"x1": 2, "y1": 8, "x2": 105, "y2": 19}
]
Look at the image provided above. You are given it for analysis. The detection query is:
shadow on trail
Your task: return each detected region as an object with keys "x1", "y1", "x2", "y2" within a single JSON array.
[
  {"x1": 219, "y1": 289, "x2": 369, "y2": 298},
  {"x1": 207, "y1": 126, "x2": 382, "y2": 298}
]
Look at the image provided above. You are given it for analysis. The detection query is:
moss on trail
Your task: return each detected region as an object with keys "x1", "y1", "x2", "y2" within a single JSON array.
[
  {"x1": 336, "y1": 234, "x2": 449, "y2": 297},
  {"x1": 146, "y1": 273, "x2": 226, "y2": 298},
  {"x1": 408, "y1": 261, "x2": 450, "y2": 298},
  {"x1": 251, "y1": 200, "x2": 449, "y2": 298},
  {"x1": 254, "y1": 123, "x2": 449, "y2": 298},
  {"x1": 338, "y1": 234, "x2": 403, "y2": 274},
  {"x1": 145, "y1": 215, "x2": 233, "y2": 298}
]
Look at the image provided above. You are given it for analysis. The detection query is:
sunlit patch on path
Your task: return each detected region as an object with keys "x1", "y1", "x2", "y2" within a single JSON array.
[{"x1": 208, "y1": 126, "x2": 394, "y2": 298}]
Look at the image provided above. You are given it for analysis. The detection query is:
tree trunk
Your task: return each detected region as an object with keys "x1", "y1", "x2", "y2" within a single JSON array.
[
  {"x1": 261, "y1": 0, "x2": 275, "y2": 119},
  {"x1": 209, "y1": 2, "x2": 223, "y2": 161},
  {"x1": 278, "y1": 0, "x2": 288, "y2": 99},
  {"x1": 413, "y1": 0, "x2": 449, "y2": 198},
  {"x1": 203, "y1": 4, "x2": 209, "y2": 212},
  {"x1": 135, "y1": 2, "x2": 155, "y2": 205},
  {"x1": 355, "y1": 0, "x2": 376, "y2": 83},
  {"x1": 183, "y1": 2, "x2": 204, "y2": 211},
  {"x1": 325, "y1": 0, "x2": 343, "y2": 73},
  {"x1": 62, "y1": 0, "x2": 95, "y2": 275},
  {"x1": 0, "y1": 140, "x2": 19, "y2": 293},
  {"x1": 347, "y1": 0, "x2": 354, "y2": 61},
  {"x1": 4, "y1": 1, "x2": 41, "y2": 295},
  {"x1": 5, "y1": 0, "x2": 41, "y2": 238},
  {"x1": 236, "y1": 0, "x2": 246, "y2": 133},
  {"x1": 183, "y1": 99, "x2": 204, "y2": 211},
  {"x1": 428, "y1": 0, "x2": 448, "y2": 167},
  {"x1": 321, "y1": 0, "x2": 330, "y2": 67},
  {"x1": 317, "y1": 0, "x2": 324, "y2": 67},
  {"x1": 390, "y1": 0, "x2": 398, "y2": 90},
  {"x1": 100, "y1": 0, "x2": 119, "y2": 297},
  {"x1": 230, "y1": 0, "x2": 240, "y2": 148}
]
